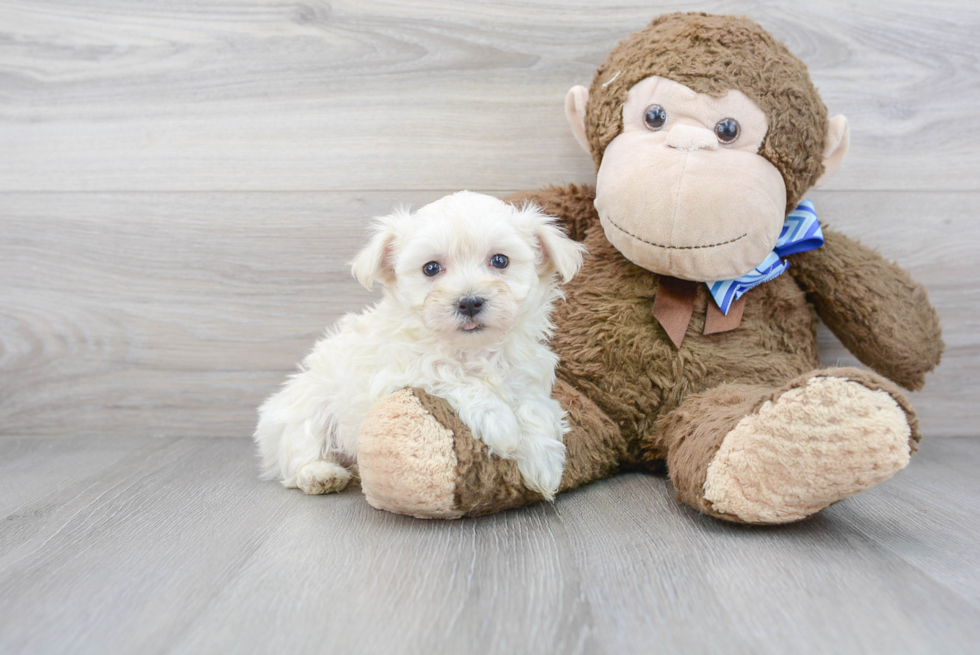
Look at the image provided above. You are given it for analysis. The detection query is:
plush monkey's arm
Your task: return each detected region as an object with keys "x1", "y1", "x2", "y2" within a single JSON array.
[
  {"x1": 503, "y1": 184, "x2": 599, "y2": 242},
  {"x1": 788, "y1": 228, "x2": 943, "y2": 391}
]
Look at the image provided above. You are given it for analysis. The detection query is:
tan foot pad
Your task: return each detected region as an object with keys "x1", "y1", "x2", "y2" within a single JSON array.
[
  {"x1": 358, "y1": 389, "x2": 464, "y2": 519},
  {"x1": 703, "y1": 376, "x2": 912, "y2": 524}
]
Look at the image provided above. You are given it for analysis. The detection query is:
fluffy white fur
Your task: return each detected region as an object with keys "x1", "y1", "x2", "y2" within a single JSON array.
[{"x1": 254, "y1": 191, "x2": 586, "y2": 499}]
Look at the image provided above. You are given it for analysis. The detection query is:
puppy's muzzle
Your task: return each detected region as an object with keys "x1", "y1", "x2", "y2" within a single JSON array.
[{"x1": 457, "y1": 296, "x2": 485, "y2": 318}]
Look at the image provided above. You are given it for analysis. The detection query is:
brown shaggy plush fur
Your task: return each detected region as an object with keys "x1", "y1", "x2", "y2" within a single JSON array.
[
  {"x1": 661, "y1": 367, "x2": 920, "y2": 522},
  {"x1": 585, "y1": 13, "x2": 828, "y2": 215},
  {"x1": 415, "y1": 379, "x2": 628, "y2": 516},
  {"x1": 354, "y1": 13, "x2": 944, "y2": 523},
  {"x1": 516, "y1": 186, "x2": 823, "y2": 462},
  {"x1": 513, "y1": 186, "x2": 937, "y2": 453},
  {"x1": 372, "y1": 184, "x2": 938, "y2": 520},
  {"x1": 790, "y1": 231, "x2": 944, "y2": 390}
]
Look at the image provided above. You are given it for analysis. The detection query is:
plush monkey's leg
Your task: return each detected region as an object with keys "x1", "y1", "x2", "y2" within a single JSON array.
[
  {"x1": 660, "y1": 367, "x2": 920, "y2": 524},
  {"x1": 357, "y1": 379, "x2": 626, "y2": 519}
]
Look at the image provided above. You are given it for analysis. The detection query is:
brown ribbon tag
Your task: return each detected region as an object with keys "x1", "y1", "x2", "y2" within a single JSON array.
[
  {"x1": 651, "y1": 276, "x2": 698, "y2": 349},
  {"x1": 652, "y1": 276, "x2": 745, "y2": 348},
  {"x1": 704, "y1": 296, "x2": 746, "y2": 335}
]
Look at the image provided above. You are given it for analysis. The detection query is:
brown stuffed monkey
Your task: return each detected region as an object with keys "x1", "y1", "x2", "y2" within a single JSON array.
[{"x1": 354, "y1": 12, "x2": 944, "y2": 524}]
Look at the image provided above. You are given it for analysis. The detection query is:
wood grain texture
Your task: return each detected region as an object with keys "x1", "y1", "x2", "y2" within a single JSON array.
[
  {"x1": 0, "y1": 435, "x2": 978, "y2": 654},
  {"x1": 1, "y1": 189, "x2": 974, "y2": 437},
  {"x1": 0, "y1": 0, "x2": 977, "y2": 192}
]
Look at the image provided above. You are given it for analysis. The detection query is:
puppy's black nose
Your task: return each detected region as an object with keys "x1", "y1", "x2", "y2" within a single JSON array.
[{"x1": 457, "y1": 297, "x2": 485, "y2": 318}]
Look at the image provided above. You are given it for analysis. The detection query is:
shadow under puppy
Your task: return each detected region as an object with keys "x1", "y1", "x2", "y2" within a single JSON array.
[{"x1": 254, "y1": 191, "x2": 586, "y2": 499}]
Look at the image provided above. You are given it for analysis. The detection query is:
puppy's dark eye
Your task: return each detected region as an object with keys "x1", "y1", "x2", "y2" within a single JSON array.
[
  {"x1": 422, "y1": 261, "x2": 442, "y2": 277},
  {"x1": 489, "y1": 254, "x2": 509, "y2": 269},
  {"x1": 714, "y1": 118, "x2": 740, "y2": 144},
  {"x1": 643, "y1": 104, "x2": 667, "y2": 131}
]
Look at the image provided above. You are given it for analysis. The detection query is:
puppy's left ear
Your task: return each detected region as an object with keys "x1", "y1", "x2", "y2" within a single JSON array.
[
  {"x1": 525, "y1": 205, "x2": 587, "y2": 283},
  {"x1": 349, "y1": 211, "x2": 404, "y2": 290}
]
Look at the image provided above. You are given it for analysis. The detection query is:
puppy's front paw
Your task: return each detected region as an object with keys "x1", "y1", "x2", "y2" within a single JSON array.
[
  {"x1": 293, "y1": 461, "x2": 351, "y2": 495},
  {"x1": 468, "y1": 405, "x2": 521, "y2": 457},
  {"x1": 516, "y1": 438, "x2": 566, "y2": 500}
]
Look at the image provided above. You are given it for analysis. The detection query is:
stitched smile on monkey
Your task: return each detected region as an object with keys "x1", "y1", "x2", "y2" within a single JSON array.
[{"x1": 567, "y1": 73, "x2": 847, "y2": 284}]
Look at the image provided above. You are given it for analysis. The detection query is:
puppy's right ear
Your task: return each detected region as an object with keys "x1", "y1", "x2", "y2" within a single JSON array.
[{"x1": 349, "y1": 212, "x2": 404, "y2": 291}]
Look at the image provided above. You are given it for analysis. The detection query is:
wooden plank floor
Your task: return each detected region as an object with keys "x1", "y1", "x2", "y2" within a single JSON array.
[{"x1": 0, "y1": 435, "x2": 978, "y2": 655}]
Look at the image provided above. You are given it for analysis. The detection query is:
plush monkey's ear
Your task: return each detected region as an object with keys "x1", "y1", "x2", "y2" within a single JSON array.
[
  {"x1": 526, "y1": 206, "x2": 587, "y2": 283},
  {"x1": 813, "y1": 115, "x2": 850, "y2": 188},
  {"x1": 349, "y1": 212, "x2": 404, "y2": 291},
  {"x1": 565, "y1": 85, "x2": 591, "y2": 154}
]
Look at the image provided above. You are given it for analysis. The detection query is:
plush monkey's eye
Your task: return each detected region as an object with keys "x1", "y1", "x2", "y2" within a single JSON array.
[
  {"x1": 422, "y1": 261, "x2": 442, "y2": 277},
  {"x1": 489, "y1": 254, "x2": 509, "y2": 269},
  {"x1": 714, "y1": 118, "x2": 740, "y2": 144},
  {"x1": 643, "y1": 104, "x2": 667, "y2": 131}
]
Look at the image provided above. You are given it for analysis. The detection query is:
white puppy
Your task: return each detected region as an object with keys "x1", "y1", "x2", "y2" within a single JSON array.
[{"x1": 254, "y1": 191, "x2": 586, "y2": 499}]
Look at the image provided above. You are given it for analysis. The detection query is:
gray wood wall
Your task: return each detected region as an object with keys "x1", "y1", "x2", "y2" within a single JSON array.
[{"x1": 1, "y1": 0, "x2": 977, "y2": 438}]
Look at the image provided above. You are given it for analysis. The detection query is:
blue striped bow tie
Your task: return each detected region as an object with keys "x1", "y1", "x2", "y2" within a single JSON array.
[{"x1": 707, "y1": 200, "x2": 824, "y2": 315}]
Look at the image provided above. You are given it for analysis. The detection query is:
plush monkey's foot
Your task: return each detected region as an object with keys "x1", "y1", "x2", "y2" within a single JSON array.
[
  {"x1": 293, "y1": 461, "x2": 352, "y2": 495},
  {"x1": 357, "y1": 388, "x2": 540, "y2": 519},
  {"x1": 357, "y1": 382, "x2": 624, "y2": 519},
  {"x1": 701, "y1": 373, "x2": 913, "y2": 524},
  {"x1": 357, "y1": 389, "x2": 465, "y2": 518}
]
